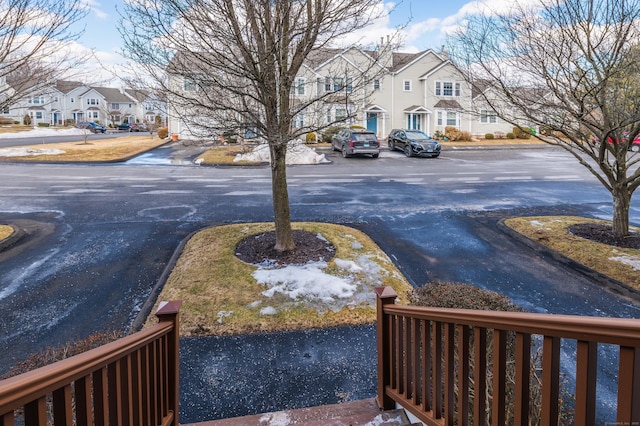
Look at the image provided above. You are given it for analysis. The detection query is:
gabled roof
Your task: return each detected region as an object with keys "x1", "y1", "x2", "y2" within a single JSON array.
[
  {"x1": 92, "y1": 87, "x2": 135, "y2": 103},
  {"x1": 434, "y1": 100, "x2": 463, "y2": 109},
  {"x1": 403, "y1": 105, "x2": 432, "y2": 113},
  {"x1": 55, "y1": 80, "x2": 85, "y2": 94}
]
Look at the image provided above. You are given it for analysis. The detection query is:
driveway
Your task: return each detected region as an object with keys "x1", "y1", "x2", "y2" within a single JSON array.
[{"x1": 0, "y1": 146, "x2": 637, "y2": 423}]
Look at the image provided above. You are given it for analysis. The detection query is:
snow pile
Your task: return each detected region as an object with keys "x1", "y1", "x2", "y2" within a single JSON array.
[
  {"x1": 251, "y1": 253, "x2": 387, "y2": 315},
  {"x1": 609, "y1": 250, "x2": 640, "y2": 271},
  {"x1": 0, "y1": 147, "x2": 65, "y2": 157},
  {"x1": 233, "y1": 139, "x2": 329, "y2": 164},
  {"x1": 0, "y1": 127, "x2": 89, "y2": 139}
]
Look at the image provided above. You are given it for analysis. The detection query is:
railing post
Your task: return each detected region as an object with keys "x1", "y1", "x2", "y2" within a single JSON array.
[
  {"x1": 155, "y1": 300, "x2": 182, "y2": 426},
  {"x1": 375, "y1": 286, "x2": 397, "y2": 410}
]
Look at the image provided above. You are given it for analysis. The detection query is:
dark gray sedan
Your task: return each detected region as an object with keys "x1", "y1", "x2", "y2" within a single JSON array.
[{"x1": 388, "y1": 129, "x2": 441, "y2": 158}]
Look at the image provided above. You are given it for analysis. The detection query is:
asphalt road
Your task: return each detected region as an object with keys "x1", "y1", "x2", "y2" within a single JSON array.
[
  {"x1": 0, "y1": 144, "x2": 638, "y2": 422},
  {"x1": 0, "y1": 130, "x2": 134, "y2": 148}
]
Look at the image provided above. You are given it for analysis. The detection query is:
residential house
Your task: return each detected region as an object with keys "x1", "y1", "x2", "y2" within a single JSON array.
[{"x1": 1, "y1": 80, "x2": 166, "y2": 128}]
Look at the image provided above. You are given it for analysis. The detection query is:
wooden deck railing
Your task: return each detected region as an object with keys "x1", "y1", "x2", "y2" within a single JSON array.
[
  {"x1": 0, "y1": 300, "x2": 182, "y2": 426},
  {"x1": 375, "y1": 286, "x2": 640, "y2": 425}
]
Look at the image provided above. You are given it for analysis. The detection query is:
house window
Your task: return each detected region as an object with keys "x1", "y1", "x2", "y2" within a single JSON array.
[
  {"x1": 447, "y1": 111, "x2": 458, "y2": 126},
  {"x1": 333, "y1": 77, "x2": 344, "y2": 92},
  {"x1": 406, "y1": 114, "x2": 421, "y2": 130},
  {"x1": 87, "y1": 98, "x2": 99, "y2": 105},
  {"x1": 111, "y1": 103, "x2": 120, "y2": 110},
  {"x1": 335, "y1": 108, "x2": 347, "y2": 121},
  {"x1": 88, "y1": 111, "x2": 99, "y2": 119},
  {"x1": 145, "y1": 104, "x2": 154, "y2": 111},
  {"x1": 53, "y1": 96, "x2": 58, "y2": 102},
  {"x1": 436, "y1": 110, "x2": 460, "y2": 127},
  {"x1": 403, "y1": 80, "x2": 412, "y2": 91},
  {"x1": 436, "y1": 81, "x2": 461, "y2": 97},
  {"x1": 291, "y1": 78, "x2": 305, "y2": 96},
  {"x1": 33, "y1": 111, "x2": 43, "y2": 120},
  {"x1": 113, "y1": 115, "x2": 121, "y2": 123},
  {"x1": 480, "y1": 109, "x2": 497, "y2": 123},
  {"x1": 292, "y1": 112, "x2": 304, "y2": 128},
  {"x1": 324, "y1": 77, "x2": 331, "y2": 92},
  {"x1": 1, "y1": 107, "x2": 9, "y2": 114},
  {"x1": 326, "y1": 108, "x2": 332, "y2": 123},
  {"x1": 71, "y1": 97, "x2": 75, "y2": 103},
  {"x1": 29, "y1": 96, "x2": 45, "y2": 104},
  {"x1": 346, "y1": 78, "x2": 353, "y2": 93},
  {"x1": 373, "y1": 79, "x2": 381, "y2": 90}
]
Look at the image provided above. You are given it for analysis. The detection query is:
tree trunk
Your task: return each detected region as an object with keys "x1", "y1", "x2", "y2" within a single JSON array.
[
  {"x1": 270, "y1": 142, "x2": 295, "y2": 251},
  {"x1": 612, "y1": 186, "x2": 630, "y2": 238}
]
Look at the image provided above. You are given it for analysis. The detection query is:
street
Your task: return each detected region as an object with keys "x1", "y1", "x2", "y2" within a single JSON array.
[{"x1": 0, "y1": 144, "x2": 638, "y2": 422}]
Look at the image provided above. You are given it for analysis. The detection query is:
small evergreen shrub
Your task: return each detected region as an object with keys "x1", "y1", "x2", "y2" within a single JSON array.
[
  {"x1": 321, "y1": 126, "x2": 342, "y2": 143},
  {"x1": 305, "y1": 132, "x2": 317, "y2": 143},
  {"x1": 37, "y1": 122, "x2": 50, "y2": 127},
  {"x1": 506, "y1": 132, "x2": 516, "y2": 139},
  {"x1": 23, "y1": 114, "x2": 31, "y2": 126},
  {"x1": 485, "y1": 133, "x2": 494, "y2": 140},
  {"x1": 157, "y1": 127, "x2": 169, "y2": 139}
]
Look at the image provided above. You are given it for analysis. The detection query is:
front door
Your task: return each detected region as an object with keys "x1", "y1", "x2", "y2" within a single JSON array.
[{"x1": 366, "y1": 113, "x2": 377, "y2": 133}]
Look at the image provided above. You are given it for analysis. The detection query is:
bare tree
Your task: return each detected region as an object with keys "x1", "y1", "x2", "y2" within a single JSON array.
[
  {"x1": 0, "y1": 0, "x2": 89, "y2": 112},
  {"x1": 450, "y1": 0, "x2": 640, "y2": 238},
  {"x1": 120, "y1": 0, "x2": 400, "y2": 252}
]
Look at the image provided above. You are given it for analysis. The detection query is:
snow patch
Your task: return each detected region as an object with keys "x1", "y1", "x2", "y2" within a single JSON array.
[
  {"x1": 0, "y1": 127, "x2": 90, "y2": 139},
  {"x1": 216, "y1": 310, "x2": 233, "y2": 324},
  {"x1": 258, "y1": 412, "x2": 292, "y2": 426},
  {"x1": 0, "y1": 147, "x2": 65, "y2": 157},
  {"x1": 609, "y1": 251, "x2": 640, "y2": 271},
  {"x1": 260, "y1": 306, "x2": 277, "y2": 315},
  {"x1": 233, "y1": 139, "x2": 329, "y2": 164}
]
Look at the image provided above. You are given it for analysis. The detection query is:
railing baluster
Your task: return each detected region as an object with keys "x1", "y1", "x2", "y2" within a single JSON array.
[
  {"x1": 52, "y1": 384, "x2": 73, "y2": 425},
  {"x1": 617, "y1": 346, "x2": 640, "y2": 424},
  {"x1": 514, "y1": 332, "x2": 531, "y2": 426},
  {"x1": 375, "y1": 286, "x2": 397, "y2": 410},
  {"x1": 397, "y1": 316, "x2": 405, "y2": 395},
  {"x1": 422, "y1": 319, "x2": 431, "y2": 413},
  {"x1": 93, "y1": 367, "x2": 109, "y2": 426},
  {"x1": 457, "y1": 324, "x2": 470, "y2": 426},
  {"x1": 491, "y1": 329, "x2": 507, "y2": 425},
  {"x1": 432, "y1": 321, "x2": 443, "y2": 419},
  {"x1": 474, "y1": 327, "x2": 487, "y2": 426},
  {"x1": 541, "y1": 336, "x2": 560, "y2": 425},
  {"x1": 403, "y1": 316, "x2": 411, "y2": 398},
  {"x1": 131, "y1": 350, "x2": 142, "y2": 425},
  {"x1": 24, "y1": 396, "x2": 46, "y2": 425},
  {"x1": 120, "y1": 355, "x2": 132, "y2": 425},
  {"x1": 444, "y1": 323, "x2": 455, "y2": 424},
  {"x1": 75, "y1": 374, "x2": 93, "y2": 426},
  {"x1": 575, "y1": 340, "x2": 597, "y2": 425},
  {"x1": 412, "y1": 317, "x2": 420, "y2": 406}
]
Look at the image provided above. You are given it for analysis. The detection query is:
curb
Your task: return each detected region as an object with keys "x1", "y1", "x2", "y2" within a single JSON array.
[
  {"x1": 0, "y1": 225, "x2": 24, "y2": 252},
  {"x1": 496, "y1": 218, "x2": 640, "y2": 302}
]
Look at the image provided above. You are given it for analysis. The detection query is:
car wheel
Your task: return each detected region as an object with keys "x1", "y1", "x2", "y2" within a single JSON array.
[
  {"x1": 632, "y1": 145, "x2": 640, "y2": 152},
  {"x1": 388, "y1": 140, "x2": 395, "y2": 151},
  {"x1": 372, "y1": 153, "x2": 379, "y2": 158},
  {"x1": 404, "y1": 145, "x2": 413, "y2": 157},
  {"x1": 342, "y1": 146, "x2": 350, "y2": 158}
]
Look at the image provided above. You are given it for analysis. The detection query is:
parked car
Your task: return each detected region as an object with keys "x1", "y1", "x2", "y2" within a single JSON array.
[
  {"x1": 592, "y1": 131, "x2": 640, "y2": 152},
  {"x1": 76, "y1": 121, "x2": 107, "y2": 133},
  {"x1": 130, "y1": 123, "x2": 148, "y2": 132},
  {"x1": 387, "y1": 129, "x2": 441, "y2": 158},
  {"x1": 331, "y1": 128, "x2": 380, "y2": 158},
  {"x1": 117, "y1": 123, "x2": 131, "y2": 131}
]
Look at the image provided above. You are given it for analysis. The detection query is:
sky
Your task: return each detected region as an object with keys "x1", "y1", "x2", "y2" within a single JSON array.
[{"x1": 74, "y1": 0, "x2": 477, "y2": 85}]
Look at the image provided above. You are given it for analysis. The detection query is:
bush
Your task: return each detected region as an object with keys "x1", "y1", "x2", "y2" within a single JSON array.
[
  {"x1": 1, "y1": 329, "x2": 127, "y2": 379},
  {"x1": 65, "y1": 119, "x2": 75, "y2": 126},
  {"x1": 305, "y1": 132, "x2": 317, "y2": 143},
  {"x1": 13, "y1": 121, "x2": 20, "y2": 125},
  {"x1": 433, "y1": 130, "x2": 444, "y2": 140},
  {"x1": 485, "y1": 133, "x2": 494, "y2": 140},
  {"x1": 459, "y1": 131, "x2": 473, "y2": 141},
  {"x1": 23, "y1": 114, "x2": 31, "y2": 126},
  {"x1": 513, "y1": 126, "x2": 532, "y2": 139},
  {"x1": 321, "y1": 126, "x2": 342, "y2": 143},
  {"x1": 444, "y1": 126, "x2": 462, "y2": 141},
  {"x1": 0, "y1": 117, "x2": 13, "y2": 125},
  {"x1": 409, "y1": 282, "x2": 573, "y2": 424},
  {"x1": 506, "y1": 132, "x2": 516, "y2": 139},
  {"x1": 157, "y1": 127, "x2": 168, "y2": 139},
  {"x1": 37, "y1": 122, "x2": 50, "y2": 127},
  {"x1": 350, "y1": 125, "x2": 365, "y2": 129},
  {"x1": 410, "y1": 282, "x2": 523, "y2": 312}
]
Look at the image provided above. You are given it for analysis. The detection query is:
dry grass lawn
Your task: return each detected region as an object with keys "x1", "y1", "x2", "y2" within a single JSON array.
[
  {"x1": 0, "y1": 225, "x2": 13, "y2": 240},
  {"x1": 146, "y1": 222, "x2": 413, "y2": 336},
  {"x1": 0, "y1": 125, "x2": 34, "y2": 134},
  {"x1": 195, "y1": 145, "x2": 258, "y2": 165},
  {"x1": 504, "y1": 216, "x2": 640, "y2": 290},
  {"x1": 0, "y1": 136, "x2": 168, "y2": 162}
]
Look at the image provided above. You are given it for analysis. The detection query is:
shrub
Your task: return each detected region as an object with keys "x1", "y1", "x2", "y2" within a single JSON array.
[
  {"x1": 157, "y1": 127, "x2": 168, "y2": 139},
  {"x1": 350, "y1": 125, "x2": 365, "y2": 129},
  {"x1": 459, "y1": 130, "x2": 473, "y2": 141},
  {"x1": 0, "y1": 117, "x2": 13, "y2": 125},
  {"x1": 37, "y1": 122, "x2": 50, "y2": 127},
  {"x1": 444, "y1": 126, "x2": 463, "y2": 141},
  {"x1": 321, "y1": 126, "x2": 342, "y2": 143},
  {"x1": 305, "y1": 132, "x2": 317, "y2": 143},
  {"x1": 410, "y1": 282, "x2": 573, "y2": 424},
  {"x1": 13, "y1": 121, "x2": 20, "y2": 125},
  {"x1": 513, "y1": 126, "x2": 532, "y2": 139},
  {"x1": 23, "y1": 114, "x2": 31, "y2": 126},
  {"x1": 494, "y1": 131, "x2": 505, "y2": 139},
  {"x1": 485, "y1": 133, "x2": 494, "y2": 140},
  {"x1": 433, "y1": 130, "x2": 444, "y2": 140},
  {"x1": 1, "y1": 329, "x2": 127, "y2": 379},
  {"x1": 65, "y1": 119, "x2": 75, "y2": 126},
  {"x1": 506, "y1": 132, "x2": 516, "y2": 139}
]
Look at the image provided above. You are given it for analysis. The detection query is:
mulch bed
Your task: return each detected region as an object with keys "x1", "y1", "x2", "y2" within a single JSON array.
[
  {"x1": 569, "y1": 223, "x2": 640, "y2": 250},
  {"x1": 235, "y1": 230, "x2": 336, "y2": 265}
]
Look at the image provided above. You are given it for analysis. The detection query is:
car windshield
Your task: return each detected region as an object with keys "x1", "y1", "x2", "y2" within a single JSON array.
[
  {"x1": 354, "y1": 133, "x2": 377, "y2": 141},
  {"x1": 405, "y1": 131, "x2": 430, "y2": 140}
]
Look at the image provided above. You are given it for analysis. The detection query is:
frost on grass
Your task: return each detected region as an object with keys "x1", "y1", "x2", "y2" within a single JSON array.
[
  {"x1": 216, "y1": 310, "x2": 233, "y2": 324},
  {"x1": 252, "y1": 254, "x2": 389, "y2": 313}
]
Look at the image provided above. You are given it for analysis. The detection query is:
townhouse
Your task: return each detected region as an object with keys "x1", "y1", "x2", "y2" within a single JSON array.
[
  {"x1": 167, "y1": 46, "x2": 517, "y2": 140},
  {"x1": 0, "y1": 80, "x2": 166, "y2": 128}
]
